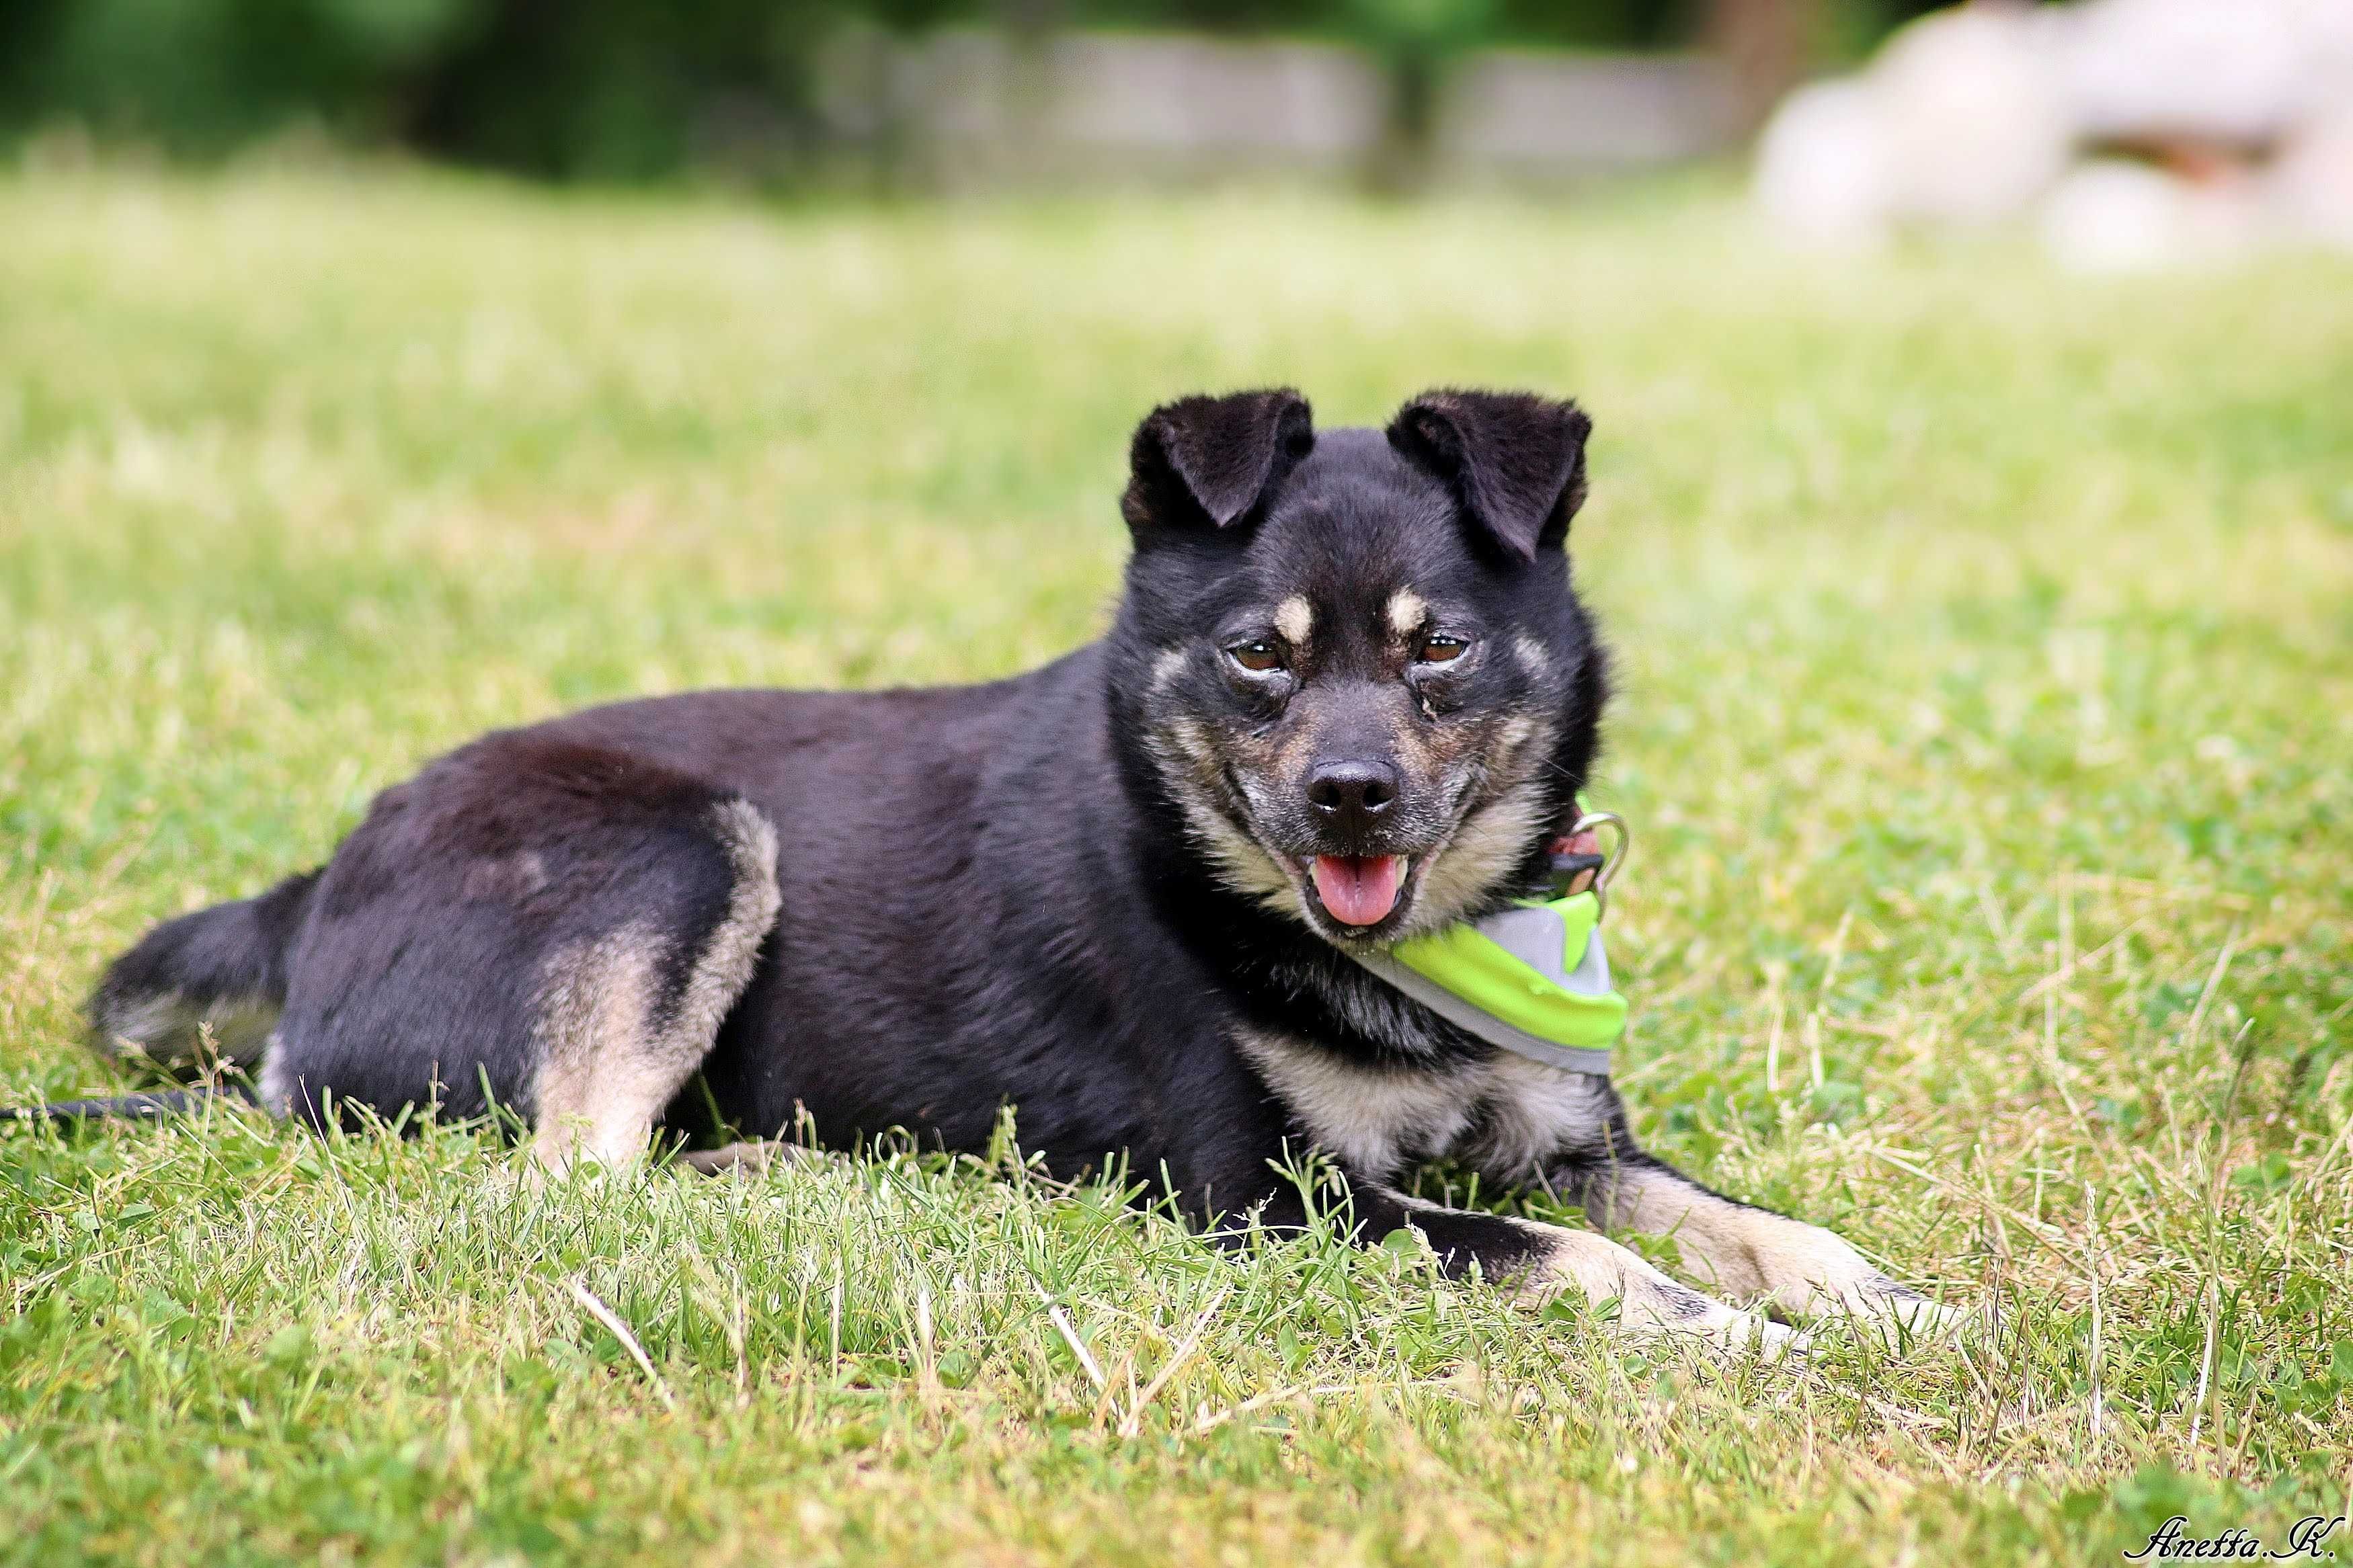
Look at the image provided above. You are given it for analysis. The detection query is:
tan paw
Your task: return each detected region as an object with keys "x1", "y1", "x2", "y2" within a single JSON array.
[{"x1": 675, "y1": 1139, "x2": 803, "y2": 1176}]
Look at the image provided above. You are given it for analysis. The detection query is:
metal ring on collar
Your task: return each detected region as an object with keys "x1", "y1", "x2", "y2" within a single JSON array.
[{"x1": 1568, "y1": 810, "x2": 1630, "y2": 913}]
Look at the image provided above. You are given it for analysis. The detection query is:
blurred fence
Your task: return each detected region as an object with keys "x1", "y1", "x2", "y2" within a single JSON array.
[
  {"x1": 836, "y1": 30, "x2": 1737, "y2": 187},
  {"x1": 0, "y1": 0, "x2": 1942, "y2": 186}
]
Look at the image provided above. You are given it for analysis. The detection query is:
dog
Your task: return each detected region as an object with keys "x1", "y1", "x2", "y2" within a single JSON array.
[{"x1": 63, "y1": 387, "x2": 1955, "y2": 1352}]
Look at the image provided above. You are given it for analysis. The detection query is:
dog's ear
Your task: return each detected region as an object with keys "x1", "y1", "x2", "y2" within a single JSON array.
[
  {"x1": 1386, "y1": 389, "x2": 1592, "y2": 562},
  {"x1": 1123, "y1": 389, "x2": 1314, "y2": 536}
]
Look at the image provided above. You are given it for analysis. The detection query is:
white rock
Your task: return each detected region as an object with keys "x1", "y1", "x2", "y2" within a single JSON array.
[
  {"x1": 1753, "y1": 77, "x2": 1893, "y2": 247},
  {"x1": 2059, "y1": 0, "x2": 2309, "y2": 145},
  {"x1": 1753, "y1": 0, "x2": 2353, "y2": 257},
  {"x1": 2038, "y1": 159, "x2": 2264, "y2": 271},
  {"x1": 1870, "y1": 3, "x2": 2073, "y2": 226},
  {"x1": 2268, "y1": 109, "x2": 2353, "y2": 249}
]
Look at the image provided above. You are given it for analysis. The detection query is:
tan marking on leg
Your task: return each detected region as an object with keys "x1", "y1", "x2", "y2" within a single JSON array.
[
  {"x1": 678, "y1": 800, "x2": 783, "y2": 1051},
  {"x1": 532, "y1": 801, "x2": 782, "y2": 1174},
  {"x1": 1386, "y1": 588, "x2": 1427, "y2": 636},
  {"x1": 1517, "y1": 1223, "x2": 1805, "y2": 1358},
  {"x1": 256, "y1": 1033, "x2": 300, "y2": 1116},
  {"x1": 531, "y1": 927, "x2": 667, "y2": 1169},
  {"x1": 1274, "y1": 595, "x2": 1313, "y2": 649},
  {"x1": 676, "y1": 1139, "x2": 803, "y2": 1177},
  {"x1": 1597, "y1": 1166, "x2": 1964, "y2": 1340},
  {"x1": 1387, "y1": 1190, "x2": 1803, "y2": 1358}
]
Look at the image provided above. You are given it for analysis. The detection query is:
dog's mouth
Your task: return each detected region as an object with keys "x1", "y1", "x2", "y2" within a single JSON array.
[
  {"x1": 1307, "y1": 853, "x2": 1410, "y2": 928},
  {"x1": 1210, "y1": 764, "x2": 1484, "y2": 941}
]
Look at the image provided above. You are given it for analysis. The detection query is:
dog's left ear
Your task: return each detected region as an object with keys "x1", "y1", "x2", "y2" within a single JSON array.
[{"x1": 1386, "y1": 389, "x2": 1593, "y2": 562}]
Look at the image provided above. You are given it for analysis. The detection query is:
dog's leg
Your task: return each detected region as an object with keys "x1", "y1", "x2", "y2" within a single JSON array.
[
  {"x1": 532, "y1": 800, "x2": 781, "y2": 1173},
  {"x1": 674, "y1": 1140, "x2": 801, "y2": 1176},
  {"x1": 1556, "y1": 1148, "x2": 1963, "y2": 1340},
  {"x1": 1466, "y1": 1067, "x2": 1957, "y2": 1339},
  {"x1": 1346, "y1": 1182, "x2": 1805, "y2": 1358}
]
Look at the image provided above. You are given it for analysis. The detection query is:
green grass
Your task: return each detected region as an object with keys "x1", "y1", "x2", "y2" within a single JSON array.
[{"x1": 2, "y1": 166, "x2": 2350, "y2": 1566}]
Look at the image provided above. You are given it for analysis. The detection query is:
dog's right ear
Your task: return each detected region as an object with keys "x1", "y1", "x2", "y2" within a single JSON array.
[{"x1": 1122, "y1": 389, "x2": 1314, "y2": 538}]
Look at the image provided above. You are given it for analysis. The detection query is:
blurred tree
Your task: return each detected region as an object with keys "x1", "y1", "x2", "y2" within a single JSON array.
[
  {"x1": 1345, "y1": 0, "x2": 1495, "y2": 194},
  {"x1": 1704, "y1": 0, "x2": 1814, "y2": 134},
  {"x1": 994, "y1": 0, "x2": 1068, "y2": 188},
  {"x1": 404, "y1": 0, "x2": 830, "y2": 179},
  {"x1": 3, "y1": 0, "x2": 475, "y2": 151}
]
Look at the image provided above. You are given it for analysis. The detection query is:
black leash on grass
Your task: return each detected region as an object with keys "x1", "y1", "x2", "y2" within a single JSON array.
[{"x1": 0, "y1": 1083, "x2": 257, "y2": 1124}]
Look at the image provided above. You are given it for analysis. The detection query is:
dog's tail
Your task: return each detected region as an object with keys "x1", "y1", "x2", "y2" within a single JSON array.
[
  {"x1": 85, "y1": 868, "x2": 322, "y2": 1076},
  {"x1": 0, "y1": 1084, "x2": 257, "y2": 1124}
]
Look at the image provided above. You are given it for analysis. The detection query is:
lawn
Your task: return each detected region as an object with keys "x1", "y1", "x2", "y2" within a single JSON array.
[{"x1": 1, "y1": 165, "x2": 2348, "y2": 1566}]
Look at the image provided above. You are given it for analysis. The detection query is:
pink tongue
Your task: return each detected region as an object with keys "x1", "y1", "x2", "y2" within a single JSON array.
[{"x1": 1311, "y1": 854, "x2": 1406, "y2": 926}]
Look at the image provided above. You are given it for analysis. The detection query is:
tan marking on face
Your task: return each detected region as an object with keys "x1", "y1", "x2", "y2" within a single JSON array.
[
  {"x1": 1377, "y1": 682, "x2": 1439, "y2": 776},
  {"x1": 1410, "y1": 774, "x2": 1553, "y2": 930},
  {"x1": 1275, "y1": 595, "x2": 1313, "y2": 648},
  {"x1": 1513, "y1": 633, "x2": 1554, "y2": 679},
  {"x1": 1387, "y1": 588, "x2": 1428, "y2": 636},
  {"x1": 1399, "y1": 704, "x2": 1557, "y2": 933},
  {"x1": 1162, "y1": 713, "x2": 1219, "y2": 772},
  {"x1": 1151, "y1": 717, "x2": 1293, "y2": 910},
  {"x1": 1150, "y1": 647, "x2": 1188, "y2": 691}
]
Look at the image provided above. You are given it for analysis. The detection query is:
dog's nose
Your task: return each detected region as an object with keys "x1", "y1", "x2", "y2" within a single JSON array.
[{"x1": 1306, "y1": 759, "x2": 1399, "y2": 826}]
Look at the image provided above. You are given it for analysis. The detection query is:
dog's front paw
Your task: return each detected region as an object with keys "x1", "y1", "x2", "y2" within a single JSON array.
[
  {"x1": 1710, "y1": 1219, "x2": 1971, "y2": 1351},
  {"x1": 1518, "y1": 1228, "x2": 1810, "y2": 1363},
  {"x1": 1881, "y1": 1286, "x2": 1994, "y2": 1345},
  {"x1": 1603, "y1": 1290, "x2": 1812, "y2": 1363},
  {"x1": 674, "y1": 1139, "x2": 807, "y2": 1177},
  {"x1": 1679, "y1": 1303, "x2": 1812, "y2": 1363},
  {"x1": 1803, "y1": 1278, "x2": 1984, "y2": 1353}
]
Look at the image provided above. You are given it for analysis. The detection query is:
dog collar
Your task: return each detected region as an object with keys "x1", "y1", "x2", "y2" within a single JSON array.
[{"x1": 1345, "y1": 813, "x2": 1629, "y2": 1077}]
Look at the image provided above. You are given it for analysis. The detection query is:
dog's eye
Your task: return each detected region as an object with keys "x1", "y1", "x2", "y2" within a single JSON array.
[
  {"x1": 1228, "y1": 640, "x2": 1287, "y2": 673},
  {"x1": 1417, "y1": 634, "x2": 1470, "y2": 665}
]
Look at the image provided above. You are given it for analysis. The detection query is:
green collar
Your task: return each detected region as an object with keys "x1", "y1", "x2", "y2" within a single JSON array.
[{"x1": 1344, "y1": 813, "x2": 1629, "y2": 1077}]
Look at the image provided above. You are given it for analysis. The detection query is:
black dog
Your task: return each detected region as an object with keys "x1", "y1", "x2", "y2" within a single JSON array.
[{"x1": 74, "y1": 388, "x2": 1953, "y2": 1350}]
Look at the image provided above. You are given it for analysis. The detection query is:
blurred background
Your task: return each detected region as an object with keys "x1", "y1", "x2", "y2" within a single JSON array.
[
  {"x1": 5, "y1": 0, "x2": 2349, "y2": 264},
  {"x1": 3, "y1": 9, "x2": 2348, "y2": 1549}
]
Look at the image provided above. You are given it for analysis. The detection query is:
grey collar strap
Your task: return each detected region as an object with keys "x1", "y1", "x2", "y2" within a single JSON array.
[{"x1": 1345, "y1": 944, "x2": 1615, "y2": 1077}]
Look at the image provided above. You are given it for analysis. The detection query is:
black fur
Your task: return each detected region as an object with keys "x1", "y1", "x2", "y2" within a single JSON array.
[
  {"x1": 1386, "y1": 388, "x2": 1593, "y2": 562},
  {"x1": 37, "y1": 388, "x2": 1905, "y2": 1325},
  {"x1": 272, "y1": 735, "x2": 756, "y2": 1124},
  {"x1": 67, "y1": 390, "x2": 1603, "y2": 1224},
  {"x1": 89, "y1": 868, "x2": 321, "y2": 1067}
]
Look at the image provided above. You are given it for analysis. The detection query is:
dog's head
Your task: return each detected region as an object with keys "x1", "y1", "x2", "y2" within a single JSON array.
[{"x1": 1111, "y1": 386, "x2": 1609, "y2": 944}]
